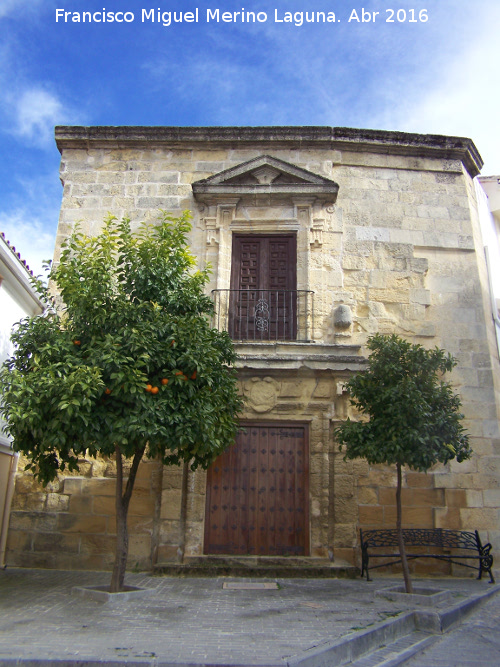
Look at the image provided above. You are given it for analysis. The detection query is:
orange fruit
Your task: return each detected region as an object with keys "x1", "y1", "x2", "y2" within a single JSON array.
[
  {"x1": 151, "y1": 386, "x2": 159, "y2": 394},
  {"x1": 145, "y1": 384, "x2": 152, "y2": 392},
  {"x1": 190, "y1": 370, "x2": 197, "y2": 380},
  {"x1": 105, "y1": 388, "x2": 112, "y2": 395},
  {"x1": 161, "y1": 378, "x2": 169, "y2": 385},
  {"x1": 170, "y1": 340, "x2": 175, "y2": 347},
  {"x1": 73, "y1": 340, "x2": 81, "y2": 346},
  {"x1": 175, "y1": 371, "x2": 184, "y2": 376}
]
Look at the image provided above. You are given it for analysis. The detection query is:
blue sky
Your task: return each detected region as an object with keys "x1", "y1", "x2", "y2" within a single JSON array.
[{"x1": 1, "y1": 0, "x2": 499, "y2": 276}]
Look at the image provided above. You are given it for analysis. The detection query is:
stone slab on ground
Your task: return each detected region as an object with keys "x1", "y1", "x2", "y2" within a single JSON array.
[{"x1": 374, "y1": 585, "x2": 452, "y2": 607}]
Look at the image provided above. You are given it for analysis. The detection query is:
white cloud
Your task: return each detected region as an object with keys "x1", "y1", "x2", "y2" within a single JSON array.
[
  {"x1": 375, "y1": 66, "x2": 500, "y2": 174},
  {"x1": 0, "y1": 25, "x2": 79, "y2": 147},
  {"x1": 0, "y1": 0, "x2": 43, "y2": 19},
  {"x1": 13, "y1": 88, "x2": 67, "y2": 146},
  {"x1": 0, "y1": 0, "x2": 21, "y2": 18},
  {"x1": 0, "y1": 208, "x2": 57, "y2": 278},
  {"x1": 367, "y1": 6, "x2": 500, "y2": 175}
]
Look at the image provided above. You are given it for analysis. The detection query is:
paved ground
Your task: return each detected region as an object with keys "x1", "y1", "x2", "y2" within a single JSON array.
[
  {"x1": 403, "y1": 588, "x2": 500, "y2": 666},
  {"x1": 0, "y1": 568, "x2": 499, "y2": 666}
]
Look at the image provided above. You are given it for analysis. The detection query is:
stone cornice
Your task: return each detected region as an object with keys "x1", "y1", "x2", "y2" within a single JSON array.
[
  {"x1": 233, "y1": 341, "x2": 368, "y2": 372},
  {"x1": 55, "y1": 125, "x2": 483, "y2": 178}
]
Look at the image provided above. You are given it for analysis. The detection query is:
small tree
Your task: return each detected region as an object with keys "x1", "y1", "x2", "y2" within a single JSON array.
[
  {"x1": 0, "y1": 211, "x2": 243, "y2": 592},
  {"x1": 335, "y1": 333, "x2": 471, "y2": 593}
]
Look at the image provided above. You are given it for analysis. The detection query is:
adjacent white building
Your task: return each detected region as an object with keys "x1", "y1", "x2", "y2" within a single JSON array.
[
  {"x1": 477, "y1": 176, "x2": 500, "y2": 356},
  {"x1": 0, "y1": 232, "x2": 43, "y2": 566}
]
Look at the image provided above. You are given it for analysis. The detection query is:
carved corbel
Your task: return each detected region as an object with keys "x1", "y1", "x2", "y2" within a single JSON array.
[
  {"x1": 216, "y1": 201, "x2": 239, "y2": 231},
  {"x1": 203, "y1": 217, "x2": 219, "y2": 246},
  {"x1": 310, "y1": 230, "x2": 322, "y2": 248},
  {"x1": 310, "y1": 218, "x2": 325, "y2": 249},
  {"x1": 295, "y1": 204, "x2": 311, "y2": 234}
]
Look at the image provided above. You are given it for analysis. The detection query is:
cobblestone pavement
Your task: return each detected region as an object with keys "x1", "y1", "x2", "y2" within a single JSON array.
[{"x1": 0, "y1": 569, "x2": 498, "y2": 666}]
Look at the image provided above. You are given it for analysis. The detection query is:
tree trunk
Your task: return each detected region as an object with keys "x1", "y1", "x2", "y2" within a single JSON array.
[
  {"x1": 110, "y1": 444, "x2": 146, "y2": 593},
  {"x1": 396, "y1": 462, "x2": 413, "y2": 594},
  {"x1": 177, "y1": 459, "x2": 189, "y2": 563}
]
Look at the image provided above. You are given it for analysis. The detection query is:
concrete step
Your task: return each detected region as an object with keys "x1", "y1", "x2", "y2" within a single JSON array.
[
  {"x1": 349, "y1": 631, "x2": 438, "y2": 667},
  {"x1": 154, "y1": 555, "x2": 359, "y2": 578}
]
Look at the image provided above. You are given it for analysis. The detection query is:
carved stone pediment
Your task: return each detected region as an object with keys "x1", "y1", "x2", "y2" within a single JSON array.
[{"x1": 192, "y1": 155, "x2": 339, "y2": 205}]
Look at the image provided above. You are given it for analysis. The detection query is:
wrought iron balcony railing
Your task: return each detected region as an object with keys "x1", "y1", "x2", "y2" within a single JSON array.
[{"x1": 211, "y1": 289, "x2": 314, "y2": 342}]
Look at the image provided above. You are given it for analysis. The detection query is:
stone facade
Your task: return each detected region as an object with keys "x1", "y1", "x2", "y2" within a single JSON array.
[{"x1": 6, "y1": 126, "x2": 500, "y2": 575}]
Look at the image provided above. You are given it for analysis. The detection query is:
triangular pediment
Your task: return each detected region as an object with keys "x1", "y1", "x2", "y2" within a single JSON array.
[{"x1": 192, "y1": 155, "x2": 339, "y2": 204}]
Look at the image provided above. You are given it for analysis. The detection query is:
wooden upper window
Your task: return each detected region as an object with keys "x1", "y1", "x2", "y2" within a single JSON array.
[{"x1": 229, "y1": 234, "x2": 297, "y2": 340}]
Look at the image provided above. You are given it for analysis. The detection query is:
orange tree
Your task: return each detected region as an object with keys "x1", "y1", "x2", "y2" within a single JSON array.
[
  {"x1": 334, "y1": 334, "x2": 471, "y2": 593},
  {"x1": 0, "y1": 211, "x2": 243, "y2": 592}
]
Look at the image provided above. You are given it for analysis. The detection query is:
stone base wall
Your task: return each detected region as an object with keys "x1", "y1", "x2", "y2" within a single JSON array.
[
  {"x1": 6, "y1": 455, "x2": 161, "y2": 570},
  {"x1": 7, "y1": 414, "x2": 490, "y2": 574},
  {"x1": 5, "y1": 364, "x2": 498, "y2": 572}
]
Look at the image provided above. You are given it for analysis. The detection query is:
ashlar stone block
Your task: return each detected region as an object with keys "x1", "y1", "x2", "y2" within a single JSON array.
[
  {"x1": 460, "y1": 508, "x2": 498, "y2": 530},
  {"x1": 358, "y1": 506, "x2": 385, "y2": 526},
  {"x1": 45, "y1": 494, "x2": 70, "y2": 512},
  {"x1": 57, "y1": 514, "x2": 108, "y2": 534},
  {"x1": 334, "y1": 496, "x2": 358, "y2": 523},
  {"x1": 161, "y1": 489, "x2": 183, "y2": 521}
]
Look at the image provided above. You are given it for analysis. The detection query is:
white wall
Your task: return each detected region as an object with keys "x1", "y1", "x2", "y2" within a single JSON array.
[{"x1": 0, "y1": 236, "x2": 44, "y2": 565}]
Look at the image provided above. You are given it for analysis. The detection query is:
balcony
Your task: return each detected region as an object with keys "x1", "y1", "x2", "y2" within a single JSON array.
[{"x1": 212, "y1": 289, "x2": 314, "y2": 342}]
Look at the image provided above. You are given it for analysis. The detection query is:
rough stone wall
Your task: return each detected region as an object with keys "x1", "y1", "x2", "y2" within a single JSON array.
[
  {"x1": 55, "y1": 144, "x2": 483, "y2": 347},
  {"x1": 8, "y1": 454, "x2": 161, "y2": 570},
  {"x1": 6, "y1": 128, "x2": 500, "y2": 572},
  {"x1": 329, "y1": 158, "x2": 500, "y2": 568}
]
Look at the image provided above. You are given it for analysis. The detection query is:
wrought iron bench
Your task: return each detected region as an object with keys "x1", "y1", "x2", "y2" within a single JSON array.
[{"x1": 360, "y1": 528, "x2": 495, "y2": 583}]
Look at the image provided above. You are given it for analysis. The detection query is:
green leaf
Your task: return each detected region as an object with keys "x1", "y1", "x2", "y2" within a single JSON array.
[
  {"x1": 0, "y1": 210, "x2": 243, "y2": 486},
  {"x1": 335, "y1": 333, "x2": 471, "y2": 471}
]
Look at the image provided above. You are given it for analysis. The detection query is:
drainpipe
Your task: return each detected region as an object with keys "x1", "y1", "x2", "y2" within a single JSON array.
[
  {"x1": 485, "y1": 246, "x2": 500, "y2": 360},
  {"x1": 0, "y1": 452, "x2": 19, "y2": 568}
]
